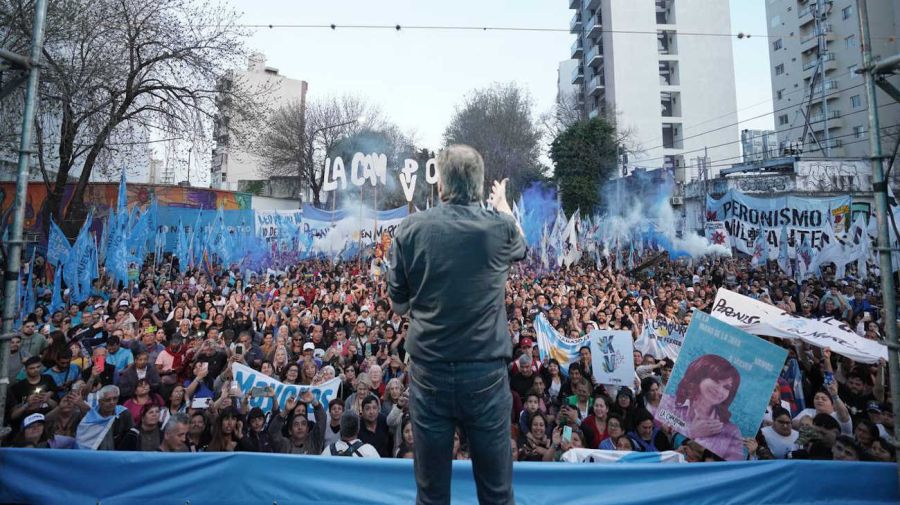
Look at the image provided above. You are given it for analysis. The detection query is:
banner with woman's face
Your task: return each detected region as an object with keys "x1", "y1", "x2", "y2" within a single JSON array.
[{"x1": 656, "y1": 310, "x2": 787, "y2": 461}]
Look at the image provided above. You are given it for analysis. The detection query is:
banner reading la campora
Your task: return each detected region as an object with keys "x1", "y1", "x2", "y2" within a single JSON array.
[
  {"x1": 633, "y1": 319, "x2": 687, "y2": 361},
  {"x1": 231, "y1": 362, "x2": 342, "y2": 413},
  {"x1": 655, "y1": 311, "x2": 787, "y2": 461},
  {"x1": 589, "y1": 329, "x2": 635, "y2": 387},
  {"x1": 709, "y1": 288, "x2": 887, "y2": 364},
  {"x1": 534, "y1": 313, "x2": 590, "y2": 376}
]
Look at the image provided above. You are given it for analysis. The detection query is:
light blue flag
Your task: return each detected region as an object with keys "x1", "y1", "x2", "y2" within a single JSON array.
[
  {"x1": 750, "y1": 224, "x2": 767, "y2": 270},
  {"x1": 777, "y1": 225, "x2": 792, "y2": 276},
  {"x1": 65, "y1": 210, "x2": 93, "y2": 302},
  {"x1": 49, "y1": 263, "x2": 64, "y2": 313},
  {"x1": 127, "y1": 208, "x2": 152, "y2": 262},
  {"x1": 47, "y1": 217, "x2": 71, "y2": 267},
  {"x1": 534, "y1": 313, "x2": 590, "y2": 377}
]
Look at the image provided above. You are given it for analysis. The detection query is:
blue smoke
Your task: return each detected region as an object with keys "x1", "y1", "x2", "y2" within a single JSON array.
[{"x1": 520, "y1": 183, "x2": 559, "y2": 247}]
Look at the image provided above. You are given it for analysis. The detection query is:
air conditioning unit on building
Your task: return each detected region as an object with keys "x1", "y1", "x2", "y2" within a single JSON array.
[{"x1": 670, "y1": 196, "x2": 683, "y2": 206}]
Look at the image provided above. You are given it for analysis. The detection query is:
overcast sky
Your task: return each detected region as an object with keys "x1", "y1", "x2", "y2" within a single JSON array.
[{"x1": 217, "y1": 0, "x2": 773, "y2": 176}]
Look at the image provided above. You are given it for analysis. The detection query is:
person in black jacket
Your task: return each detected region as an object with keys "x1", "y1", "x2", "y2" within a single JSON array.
[{"x1": 238, "y1": 407, "x2": 277, "y2": 452}]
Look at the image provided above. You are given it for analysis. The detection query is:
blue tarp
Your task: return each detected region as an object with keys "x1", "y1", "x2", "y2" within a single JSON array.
[{"x1": 0, "y1": 449, "x2": 896, "y2": 505}]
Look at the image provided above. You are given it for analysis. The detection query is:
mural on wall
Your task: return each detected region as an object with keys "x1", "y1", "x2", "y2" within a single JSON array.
[{"x1": 0, "y1": 182, "x2": 251, "y2": 241}]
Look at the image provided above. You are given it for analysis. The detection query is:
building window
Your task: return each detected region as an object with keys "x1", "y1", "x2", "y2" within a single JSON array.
[
  {"x1": 776, "y1": 89, "x2": 785, "y2": 100},
  {"x1": 853, "y1": 125, "x2": 865, "y2": 139},
  {"x1": 842, "y1": 6, "x2": 853, "y2": 19},
  {"x1": 773, "y1": 38, "x2": 783, "y2": 51},
  {"x1": 851, "y1": 94, "x2": 862, "y2": 108},
  {"x1": 775, "y1": 64, "x2": 785, "y2": 75},
  {"x1": 770, "y1": 15, "x2": 781, "y2": 28},
  {"x1": 845, "y1": 35, "x2": 856, "y2": 49},
  {"x1": 848, "y1": 64, "x2": 858, "y2": 78},
  {"x1": 778, "y1": 114, "x2": 789, "y2": 126}
]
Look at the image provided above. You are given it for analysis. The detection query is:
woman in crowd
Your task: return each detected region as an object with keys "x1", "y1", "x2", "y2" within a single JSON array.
[
  {"x1": 207, "y1": 409, "x2": 243, "y2": 452},
  {"x1": 159, "y1": 385, "x2": 188, "y2": 429},
  {"x1": 396, "y1": 416, "x2": 414, "y2": 458},
  {"x1": 281, "y1": 364, "x2": 301, "y2": 386},
  {"x1": 271, "y1": 346, "x2": 290, "y2": 377},
  {"x1": 638, "y1": 376, "x2": 663, "y2": 419},
  {"x1": 9, "y1": 413, "x2": 52, "y2": 448},
  {"x1": 381, "y1": 378, "x2": 404, "y2": 416},
  {"x1": 123, "y1": 379, "x2": 165, "y2": 425},
  {"x1": 136, "y1": 404, "x2": 163, "y2": 451},
  {"x1": 299, "y1": 360, "x2": 317, "y2": 386},
  {"x1": 580, "y1": 393, "x2": 612, "y2": 449},
  {"x1": 541, "y1": 359, "x2": 564, "y2": 407},
  {"x1": 598, "y1": 413, "x2": 628, "y2": 450},
  {"x1": 518, "y1": 412, "x2": 552, "y2": 461}
]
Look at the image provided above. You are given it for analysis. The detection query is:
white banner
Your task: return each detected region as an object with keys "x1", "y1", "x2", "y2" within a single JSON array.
[
  {"x1": 589, "y1": 329, "x2": 635, "y2": 387},
  {"x1": 709, "y1": 289, "x2": 887, "y2": 364},
  {"x1": 706, "y1": 190, "x2": 851, "y2": 257},
  {"x1": 231, "y1": 362, "x2": 342, "y2": 413},
  {"x1": 633, "y1": 319, "x2": 688, "y2": 361},
  {"x1": 559, "y1": 448, "x2": 685, "y2": 464}
]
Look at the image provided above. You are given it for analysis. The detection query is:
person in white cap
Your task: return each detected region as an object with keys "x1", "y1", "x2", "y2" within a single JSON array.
[{"x1": 10, "y1": 413, "x2": 51, "y2": 448}]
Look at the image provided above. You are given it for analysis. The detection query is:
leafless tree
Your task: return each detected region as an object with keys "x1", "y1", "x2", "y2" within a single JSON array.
[
  {"x1": 1, "y1": 0, "x2": 268, "y2": 232},
  {"x1": 254, "y1": 94, "x2": 389, "y2": 206},
  {"x1": 443, "y1": 82, "x2": 548, "y2": 200}
]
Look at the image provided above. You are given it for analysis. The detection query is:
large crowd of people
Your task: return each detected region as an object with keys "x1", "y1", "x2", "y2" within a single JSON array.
[{"x1": 2, "y1": 249, "x2": 895, "y2": 464}]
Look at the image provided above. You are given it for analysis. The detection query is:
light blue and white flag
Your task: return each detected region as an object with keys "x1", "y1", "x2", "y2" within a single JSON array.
[
  {"x1": 777, "y1": 225, "x2": 792, "y2": 276},
  {"x1": 534, "y1": 313, "x2": 590, "y2": 376},
  {"x1": 750, "y1": 224, "x2": 766, "y2": 269},
  {"x1": 560, "y1": 448, "x2": 686, "y2": 464}
]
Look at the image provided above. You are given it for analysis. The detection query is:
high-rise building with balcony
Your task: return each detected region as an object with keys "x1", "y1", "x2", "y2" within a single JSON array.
[
  {"x1": 211, "y1": 53, "x2": 308, "y2": 191},
  {"x1": 765, "y1": 0, "x2": 900, "y2": 158},
  {"x1": 567, "y1": 0, "x2": 741, "y2": 181}
]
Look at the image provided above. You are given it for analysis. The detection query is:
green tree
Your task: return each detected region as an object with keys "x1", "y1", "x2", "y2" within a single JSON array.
[
  {"x1": 443, "y1": 83, "x2": 548, "y2": 200},
  {"x1": 550, "y1": 116, "x2": 620, "y2": 216}
]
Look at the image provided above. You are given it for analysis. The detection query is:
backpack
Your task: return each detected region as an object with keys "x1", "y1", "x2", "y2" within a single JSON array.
[{"x1": 331, "y1": 440, "x2": 364, "y2": 457}]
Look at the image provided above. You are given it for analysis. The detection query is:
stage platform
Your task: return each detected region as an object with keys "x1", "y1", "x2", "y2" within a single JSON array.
[{"x1": 0, "y1": 449, "x2": 897, "y2": 504}]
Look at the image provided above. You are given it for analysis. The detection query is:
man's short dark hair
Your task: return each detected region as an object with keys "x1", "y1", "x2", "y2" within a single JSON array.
[
  {"x1": 361, "y1": 395, "x2": 379, "y2": 411},
  {"x1": 24, "y1": 356, "x2": 42, "y2": 367}
]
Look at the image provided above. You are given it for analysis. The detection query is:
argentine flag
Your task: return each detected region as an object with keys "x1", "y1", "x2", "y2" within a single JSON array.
[
  {"x1": 560, "y1": 449, "x2": 686, "y2": 464},
  {"x1": 534, "y1": 313, "x2": 590, "y2": 376}
]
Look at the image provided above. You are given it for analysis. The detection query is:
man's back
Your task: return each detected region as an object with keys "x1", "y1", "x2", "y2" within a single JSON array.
[{"x1": 388, "y1": 203, "x2": 526, "y2": 363}]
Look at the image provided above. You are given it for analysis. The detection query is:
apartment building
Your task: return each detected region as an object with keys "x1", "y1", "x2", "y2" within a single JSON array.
[
  {"x1": 566, "y1": 0, "x2": 741, "y2": 181},
  {"x1": 765, "y1": 0, "x2": 900, "y2": 157}
]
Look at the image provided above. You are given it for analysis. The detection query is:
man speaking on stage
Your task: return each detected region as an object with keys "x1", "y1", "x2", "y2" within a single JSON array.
[{"x1": 387, "y1": 144, "x2": 525, "y2": 505}]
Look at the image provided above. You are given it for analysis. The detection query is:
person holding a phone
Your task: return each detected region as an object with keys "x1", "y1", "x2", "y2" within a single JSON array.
[{"x1": 7, "y1": 356, "x2": 58, "y2": 433}]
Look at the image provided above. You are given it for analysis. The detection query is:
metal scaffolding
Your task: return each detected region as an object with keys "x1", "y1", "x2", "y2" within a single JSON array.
[{"x1": 0, "y1": 0, "x2": 48, "y2": 432}]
